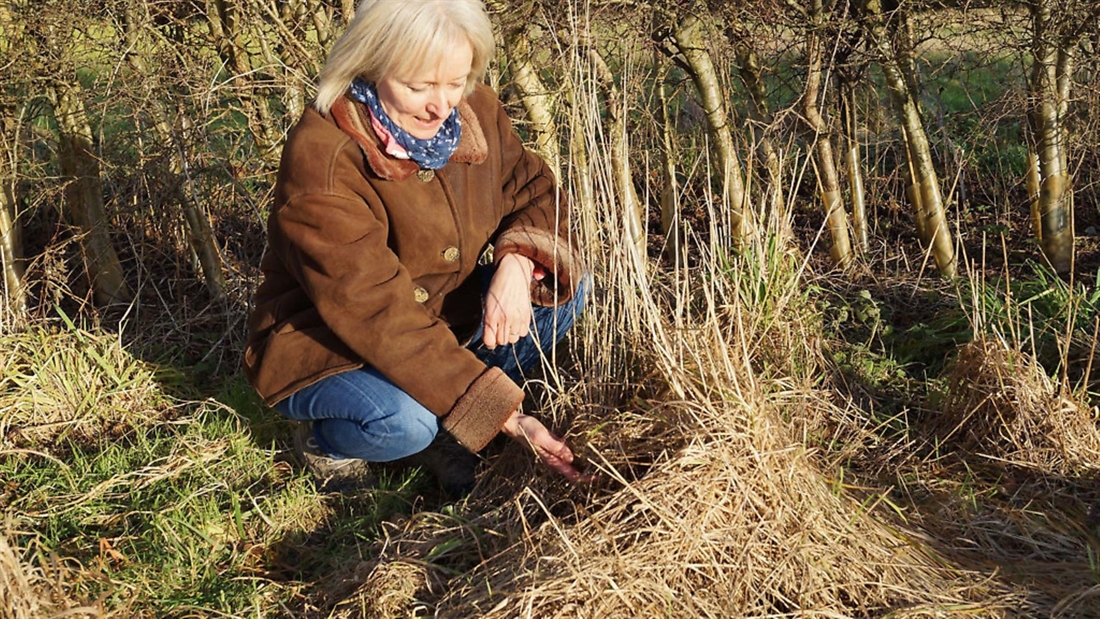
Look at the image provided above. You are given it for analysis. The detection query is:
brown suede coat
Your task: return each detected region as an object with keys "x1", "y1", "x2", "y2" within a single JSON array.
[{"x1": 243, "y1": 84, "x2": 581, "y2": 452}]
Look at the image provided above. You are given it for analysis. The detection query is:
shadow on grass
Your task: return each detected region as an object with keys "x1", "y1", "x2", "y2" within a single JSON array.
[
  {"x1": 889, "y1": 453, "x2": 1100, "y2": 616},
  {"x1": 819, "y1": 276, "x2": 1100, "y2": 616}
]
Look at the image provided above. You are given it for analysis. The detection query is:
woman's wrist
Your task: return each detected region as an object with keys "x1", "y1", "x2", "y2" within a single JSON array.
[
  {"x1": 501, "y1": 407, "x2": 523, "y2": 438},
  {"x1": 497, "y1": 252, "x2": 535, "y2": 280}
]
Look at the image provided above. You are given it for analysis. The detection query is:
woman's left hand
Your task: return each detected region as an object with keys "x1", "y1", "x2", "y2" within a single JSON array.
[
  {"x1": 483, "y1": 253, "x2": 534, "y2": 349},
  {"x1": 501, "y1": 408, "x2": 594, "y2": 484}
]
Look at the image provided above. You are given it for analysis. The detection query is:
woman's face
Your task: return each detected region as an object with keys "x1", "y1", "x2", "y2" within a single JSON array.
[{"x1": 376, "y1": 40, "x2": 473, "y2": 140}]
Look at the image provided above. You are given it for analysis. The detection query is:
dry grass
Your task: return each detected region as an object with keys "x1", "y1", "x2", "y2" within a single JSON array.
[
  {"x1": 878, "y1": 335, "x2": 1100, "y2": 616},
  {"x1": 303, "y1": 62, "x2": 1020, "y2": 613},
  {"x1": 335, "y1": 560, "x2": 431, "y2": 619},
  {"x1": 933, "y1": 336, "x2": 1100, "y2": 475},
  {"x1": 313, "y1": 305, "x2": 1015, "y2": 617},
  {"x1": 0, "y1": 326, "x2": 172, "y2": 449},
  {"x1": 437, "y1": 404, "x2": 1009, "y2": 617},
  {"x1": 5, "y1": 5, "x2": 1100, "y2": 617},
  {"x1": 0, "y1": 524, "x2": 99, "y2": 619}
]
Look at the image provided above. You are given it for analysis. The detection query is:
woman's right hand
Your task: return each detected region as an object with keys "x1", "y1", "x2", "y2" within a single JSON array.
[
  {"x1": 482, "y1": 253, "x2": 534, "y2": 349},
  {"x1": 501, "y1": 408, "x2": 593, "y2": 484}
]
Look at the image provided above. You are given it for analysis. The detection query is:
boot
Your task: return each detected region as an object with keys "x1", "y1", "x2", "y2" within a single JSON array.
[
  {"x1": 293, "y1": 423, "x2": 375, "y2": 492},
  {"x1": 400, "y1": 431, "x2": 480, "y2": 499}
]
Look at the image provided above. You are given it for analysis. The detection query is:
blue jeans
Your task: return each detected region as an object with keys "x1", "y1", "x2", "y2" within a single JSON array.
[{"x1": 275, "y1": 275, "x2": 587, "y2": 462}]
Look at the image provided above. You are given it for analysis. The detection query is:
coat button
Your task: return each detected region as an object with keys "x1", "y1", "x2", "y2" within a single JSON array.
[
  {"x1": 442, "y1": 246, "x2": 460, "y2": 262},
  {"x1": 413, "y1": 286, "x2": 429, "y2": 303},
  {"x1": 417, "y1": 169, "x2": 435, "y2": 182}
]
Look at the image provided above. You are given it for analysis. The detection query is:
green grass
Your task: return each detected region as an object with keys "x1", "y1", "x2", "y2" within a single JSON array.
[
  {"x1": 6, "y1": 406, "x2": 296, "y2": 613},
  {"x1": 965, "y1": 261, "x2": 1100, "y2": 393},
  {"x1": 3, "y1": 401, "x2": 433, "y2": 615},
  {"x1": 0, "y1": 323, "x2": 434, "y2": 616}
]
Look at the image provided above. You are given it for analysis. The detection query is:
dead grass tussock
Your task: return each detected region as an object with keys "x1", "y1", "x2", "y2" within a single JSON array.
[
  {"x1": 881, "y1": 335, "x2": 1100, "y2": 614},
  {"x1": 435, "y1": 395, "x2": 1011, "y2": 618},
  {"x1": 0, "y1": 327, "x2": 169, "y2": 448},
  {"x1": 314, "y1": 506, "x2": 495, "y2": 618},
  {"x1": 333, "y1": 559, "x2": 431, "y2": 619},
  {"x1": 0, "y1": 524, "x2": 100, "y2": 619},
  {"x1": 935, "y1": 336, "x2": 1100, "y2": 475},
  {"x1": 317, "y1": 273, "x2": 1013, "y2": 617}
]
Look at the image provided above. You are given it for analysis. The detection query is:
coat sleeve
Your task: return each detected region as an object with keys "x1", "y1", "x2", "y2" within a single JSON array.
[
  {"x1": 488, "y1": 95, "x2": 585, "y2": 307},
  {"x1": 269, "y1": 154, "x2": 521, "y2": 452}
]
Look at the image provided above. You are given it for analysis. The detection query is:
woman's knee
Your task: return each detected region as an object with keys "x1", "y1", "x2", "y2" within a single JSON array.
[
  {"x1": 393, "y1": 406, "x2": 439, "y2": 453},
  {"x1": 360, "y1": 403, "x2": 438, "y2": 461}
]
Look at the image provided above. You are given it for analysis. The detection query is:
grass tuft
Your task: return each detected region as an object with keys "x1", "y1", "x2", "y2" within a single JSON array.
[
  {"x1": 0, "y1": 325, "x2": 172, "y2": 449},
  {"x1": 1, "y1": 524, "x2": 100, "y2": 619},
  {"x1": 932, "y1": 335, "x2": 1100, "y2": 476}
]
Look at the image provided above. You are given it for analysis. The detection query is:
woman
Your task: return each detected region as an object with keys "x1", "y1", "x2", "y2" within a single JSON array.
[{"x1": 243, "y1": 0, "x2": 588, "y2": 491}]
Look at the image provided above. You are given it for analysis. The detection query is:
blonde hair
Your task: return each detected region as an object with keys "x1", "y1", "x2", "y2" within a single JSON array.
[{"x1": 314, "y1": 0, "x2": 495, "y2": 115}]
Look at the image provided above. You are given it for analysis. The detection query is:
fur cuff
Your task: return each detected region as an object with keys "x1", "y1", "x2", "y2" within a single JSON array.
[
  {"x1": 494, "y1": 225, "x2": 584, "y2": 307},
  {"x1": 443, "y1": 367, "x2": 523, "y2": 452}
]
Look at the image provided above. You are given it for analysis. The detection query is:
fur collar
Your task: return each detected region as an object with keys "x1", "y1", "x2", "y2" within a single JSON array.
[{"x1": 331, "y1": 95, "x2": 488, "y2": 181}]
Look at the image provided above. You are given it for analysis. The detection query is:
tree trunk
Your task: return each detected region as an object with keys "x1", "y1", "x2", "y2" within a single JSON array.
[
  {"x1": 842, "y1": 83, "x2": 869, "y2": 253},
  {"x1": 206, "y1": 0, "x2": 281, "y2": 160},
  {"x1": 302, "y1": 0, "x2": 334, "y2": 50},
  {"x1": 670, "y1": 4, "x2": 749, "y2": 241},
  {"x1": 1027, "y1": 0, "x2": 1074, "y2": 274},
  {"x1": 497, "y1": 16, "x2": 561, "y2": 180},
  {"x1": 567, "y1": 93, "x2": 596, "y2": 221},
  {"x1": 859, "y1": 1, "x2": 955, "y2": 277},
  {"x1": 735, "y1": 39, "x2": 786, "y2": 220},
  {"x1": 561, "y1": 53, "x2": 596, "y2": 223},
  {"x1": 251, "y1": 0, "x2": 322, "y2": 123},
  {"x1": 0, "y1": 6, "x2": 27, "y2": 325},
  {"x1": 1026, "y1": 150, "x2": 1042, "y2": 240},
  {"x1": 802, "y1": 6, "x2": 852, "y2": 267},
  {"x1": 657, "y1": 69, "x2": 682, "y2": 269},
  {"x1": 339, "y1": 0, "x2": 356, "y2": 27},
  {"x1": 0, "y1": 114, "x2": 27, "y2": 325},
  {"x1": 50, "y1": 79, "x2": 132, "y2": 305},
  {"x1": 125, "y1": 1, "x2": 226, "y2": 299},
  {"x1": 590, "y1": 49, "x2": 646, "y2": 266}
]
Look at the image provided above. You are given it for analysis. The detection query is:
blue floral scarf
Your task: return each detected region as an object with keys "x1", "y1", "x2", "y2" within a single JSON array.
[{"x1": 348, "y1": 78, "x2": 461, "y2": 170}]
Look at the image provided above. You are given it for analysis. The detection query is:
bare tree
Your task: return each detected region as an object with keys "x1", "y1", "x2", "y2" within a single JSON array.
[
  {"x1": 792, "y1": 0, "x2": 853, "y2": 267},
  {"x1": 840, "y1": 78, "x2": 870, "y2": 254},
  {"x1": 123, "y1": 0, "x2": 226, "y2": 300},
  {"x1": 855, "y1": 0, "x2": 956, "y2": 277},
  {"x1": 659, "y1": 1, "x2": 751, "y2": 242},
  {"x1": 0, "y1": 110, "x2": 27, "y2": 325},
  {"x1": 1022, "y1": 0, "x2": 1095, "y2": 274},
  {"x1": 35, "y1": 5, "x2": 132, "y2": 305},
  {"x1": 0, "y1": 4, "x2": 28, "y2": 325},
  {"x1": 656, "y1": 62, "x2": 684, "y2": 268},
  {"x1": 489, "y1": 0, "x2": 563, "y2": 180},
  {"x1": 204, "y1": 0, "x2": 281, "y2": 160},
  {"x1": 733, "y1": 33, "x2": 788, "y2": 221},
  {"x1": 591, "y1": 47, "x2": 648, "y2": 265}
]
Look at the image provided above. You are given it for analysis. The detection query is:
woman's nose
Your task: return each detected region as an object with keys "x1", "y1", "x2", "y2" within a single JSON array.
[{"x1": 428, "y1": 89, "x2": 450, "y2": 116}]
